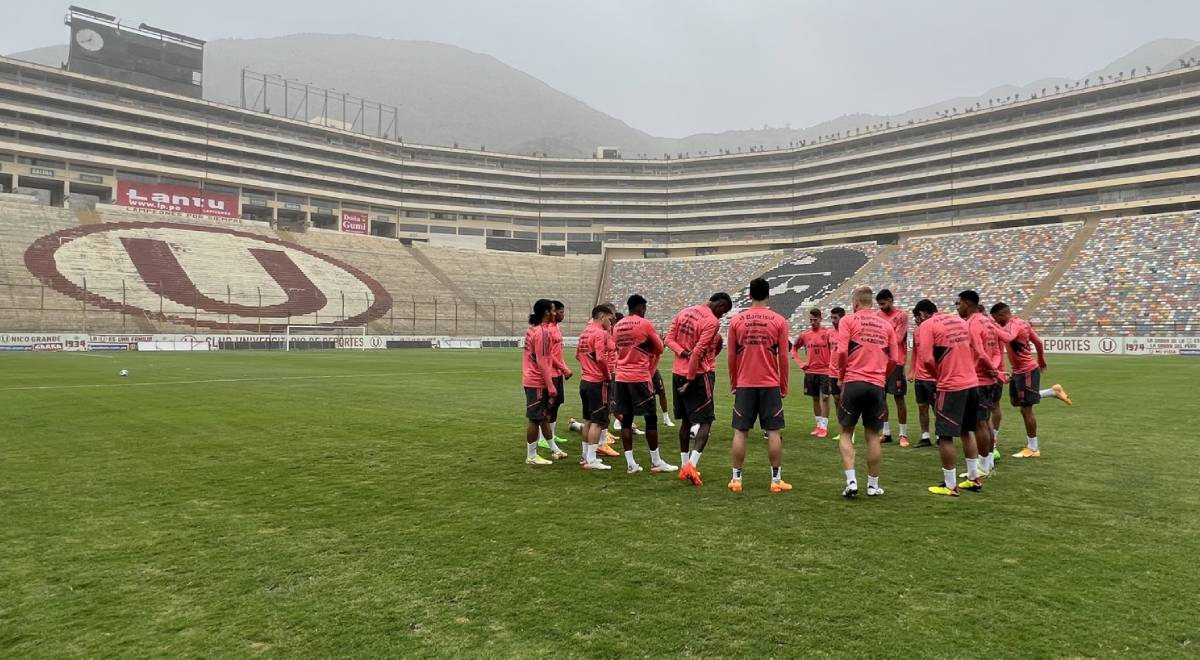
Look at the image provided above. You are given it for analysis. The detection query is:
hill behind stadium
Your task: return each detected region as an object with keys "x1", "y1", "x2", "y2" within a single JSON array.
[{"x1": 8, "y1": 35, "x2": 1200, "y2": 157}]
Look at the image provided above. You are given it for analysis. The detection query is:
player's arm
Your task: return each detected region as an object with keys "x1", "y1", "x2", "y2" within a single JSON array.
[
  {"x1": 538, "y1": 330, "x2": 557, "y2": 396},
  {"x1": 832, "y1": 321, "x2": 849, "y2": 383},
  {"x1": 916, "y1": 322, "x2": 936, "y2": 376},
  {"x1": 777, "y1": 320, "x2": 791, "y2": 398},
  {"x1": 727, "y1": 322, "x2": 740, "y2": 392},
  {"x1": 792, "y1": 334, "x2": 808, "y2": 369},
  {"x1": 1030, "y1": 325, "x2": 1048, "y2": 370},
  {"x1": 665, "y1": 316, "x2": 687, "y2": 357},
  {"x1": 550, "y1": 332, "x2": 572, "y2": 380},
  {"x1": 886, "y1": 325, "x2": 903, "y2": 373},
  {"x1": 968, "y1": 321, "x2": 995, "y2": 377},
  {"x1": 686, "y1": 319, "x2": 717, "y2": 381}
]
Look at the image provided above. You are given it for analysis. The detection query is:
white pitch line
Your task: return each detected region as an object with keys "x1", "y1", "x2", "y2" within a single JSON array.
[{"x1": 0, "y1": 368, "x2": 511, "y2": 391}]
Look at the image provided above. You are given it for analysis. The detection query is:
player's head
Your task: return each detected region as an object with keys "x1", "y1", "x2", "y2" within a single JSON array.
[
  {"x1": 749, "y1": 278, "x2": 770, "y2": 302},
  {"x1": 990, "y1": 302, "x2": 1011, "y2": 325},
  {"x1": 809, "y1": 307, "x2": 823, "y2": 329},
  {"x1": 591, "y1": 304, "x2": 614, "y2": 329},
  {"x1": 529, "y1": 298, "x2": 553, "y2": 325},
  {"x1": 627, "y1": 294, "x2": 647, "y2": 317},
  {"x1": 551, "y1": 300, "x2": 565, "y2": 323},
  {"x1": 852, "y1": 285, "x2": 874, "y2": 312},
  {"x1": 708, "y1": 292, "x2": 733, "y2": 318},
  {"x1": 612, "y1": 311, "x2": 624, "y2": 326},
  {"x1": 876, "y1": 288, "x2": 894, "y2": 312},
  {"x1": 830, "y1": 306, "x2": 845, "y2": 326},
  {"x1": 956, "y1": 290, "x2": 980, "y2": 318},
  {"x1": 914, "y1": 298, "x2": 937, "y2": 323}
]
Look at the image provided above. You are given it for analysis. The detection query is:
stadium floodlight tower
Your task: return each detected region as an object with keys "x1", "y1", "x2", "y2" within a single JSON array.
[{"x1": 283, "y1": 324, "x2": 367, "y2": 351}]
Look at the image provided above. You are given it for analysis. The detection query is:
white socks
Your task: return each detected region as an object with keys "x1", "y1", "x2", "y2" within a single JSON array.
[
  {"x1": 844, "y1": 468, "x2": 857, "y2": 486},
  {"x1": 1027, "y1": 436, "x2": 1039, "y2": 451},
  {"x1": 1038, "y1": 388, "x2": 1054, "y2": 398},
  {"x1": 882, "y1": 421, "x2": 891, "y2": 436},
  {"x1": 943, "y1": 467, "x2": 957, "y2": 489},
  {"x1": 550, "y1": 422, "x2": 558, "y2": 438},
  {"x1": 867, "y1": 475, "x2": 879, "y2": 489},
  {"x1": 966, "y1": 457, "x2": 979, "y2": 480},
  {"x1": 649, "y1": 448, "x2": 662, "y2": 465},
  {"x1": 921, "y1": 431, "x2": 931, "y2": 440},
  {"x1": 624, "y1": 450, "x2": 636, "y2": 468},
  {"x1": 547, "y1": 437, "x2": 561, "y2": 452},
  {"x1": 771, "y1": 466, "x2": 782, "y2": 482},
  {"x1": 613, "y1": 418, "x2": 622, "y2": 431},
  {"x1": 527, "y1": 442, "x2": 537, "y2": 459},
  {"x1": 731, "y1": 467, "x2": 743, "y2": 480},
  {"x1": 663, "y1": 411, "x2": 672, "y2": 425},
  {"x1": 898, "y1": 424, "x2": 907, "y2": 437},
  {"x1": 690, "y1": 450, "x2": 702, "y2": 467},
  {"x1": 983, "y1": 453, "x2": 995, "y2": 472},
  {"x1": 680, "y1": 452, "x2": 690, "y2": 466},
  {"x1": 537, "y1": 428, "x2": 545, "y2": 441}
]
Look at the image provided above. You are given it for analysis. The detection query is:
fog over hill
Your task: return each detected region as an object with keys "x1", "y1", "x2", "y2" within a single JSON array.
[{"x1": 8, "y1": 36, "x2": 1199, "y2": 158}]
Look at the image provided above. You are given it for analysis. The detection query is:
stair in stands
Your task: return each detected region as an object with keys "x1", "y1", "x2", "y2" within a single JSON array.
[{"x1": 1021, "y1": 217, "x2": 1101, "y2": 319}]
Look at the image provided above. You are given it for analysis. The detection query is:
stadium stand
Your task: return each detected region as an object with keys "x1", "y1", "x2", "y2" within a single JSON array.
[
  {"x1": 833, "y1": 223, "x2": 1082, "y2": 317},
  {"x1": 1032, "y1": 212, "x2": 1200, "y2": 335},
  {"x1": 0, "y1": 196, "x2": 600, "y2": 335},
  {"x1": 605, "y1": 242, "x2": 879, "y2": 327}
]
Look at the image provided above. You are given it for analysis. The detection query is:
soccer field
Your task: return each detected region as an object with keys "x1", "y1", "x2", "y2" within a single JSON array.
[{"x1": 2, "y1": 350, "x2": 1197, "y2": 657}]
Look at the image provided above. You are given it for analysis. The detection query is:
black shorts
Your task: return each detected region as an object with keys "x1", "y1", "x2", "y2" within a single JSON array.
[
  {"x1": 651, "y1": 371, "x2": 665, "y2": 396},
  {"x1": 804, "y1": 372, "x2": 828, "y2": 397},
  {"x1": 975, "y1": 384, "x2": 998, "y2": 419},
  {"x1": 885, "y1": 365, "x2": 908, "y2": 396},
  {"x1": 524, "y1": 386, "x2": 551, "y2": 421},
  {"x1": 579, "y1": 379, "x2": 610, "y2": 425},
  {"x1": 836, "y1": 381, "x2": 886, "y2": 431},
  {"x1": 732, "y1": 386, "x2": 785, "y2": 431},
  {"x1": 1010, "y1": 369, "x2": 1041, "y2": 407},
  {"x1": 915, "y1": 379, "x2": 937, "y2": 406},
  {"x1": 934, "y1": 387, "x2": 978, "y2": 438},
  {"x1": 672, "y1": 372, "x2": 716, "y2": 424},
  {"x1": 551, "y1": 376, "x2": 565, "y2": 408},
  {"x1": 615, "y1": 380, "x2": 657, "y2": 421},
  {"x1": 823, "y1": 376, "x2": 842, "y2": 397}
]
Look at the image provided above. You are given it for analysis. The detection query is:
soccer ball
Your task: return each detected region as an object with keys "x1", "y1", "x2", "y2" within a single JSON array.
[{"x1": 119, "y1": 369, "x2": 129, "y2": 377}]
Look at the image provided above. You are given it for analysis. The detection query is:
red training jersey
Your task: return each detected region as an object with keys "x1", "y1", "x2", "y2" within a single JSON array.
[
  {"x1": 910, "y1": 321, "x2": 936, "y2": 381},
  {"x1": 967, "y1": 313, "x2": 1003, "y2": 385},
  {"x1": 576, "y1": 322, "x2": 612, "y2": 383},
  {"x1": 522, "y1": 324, "x2": 557, "y2": 391},
  {"x1": 1002, "y1": 316, "x2": 1045, "y2": 375},
  {"x1": 727, "y1": 306, "x2": 791, "y2": 394},
  {"x1": 915, "y1": 312, "x2": 978, "y2": 392},
  {"x1": 834, "y1": 309, "x2": 902, "y2": 387},
  {"x1": 793, "y1": 327, "x2": 832, "y2": 376},
  {"x1": 665, "y1": 303, "x2": 722, "y2": 379},
  {"x1": 547, "y1": 321, "x2": 570, "y2": 377},
  {"x1": 613, "y1": 314, "x2": 664, "y2": 383},
  {"x1": 876, "y1": 308, "x2": 910, "y2": 361}
]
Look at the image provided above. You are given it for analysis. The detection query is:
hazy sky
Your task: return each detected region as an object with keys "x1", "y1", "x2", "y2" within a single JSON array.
[{"x1": 4, "y1": 0, "x2": 1199, "y2": 137}]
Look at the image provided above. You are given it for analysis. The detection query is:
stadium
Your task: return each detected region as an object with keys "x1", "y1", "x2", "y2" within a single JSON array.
[{"x1": 2, "y1": 5, "x2": 1199, "y2": 658}]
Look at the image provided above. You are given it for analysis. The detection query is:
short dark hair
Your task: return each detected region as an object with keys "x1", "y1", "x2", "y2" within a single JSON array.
[
  {"x1": 990, "y1": 302, "x2": 1010, "y2": 314},
  {"x1": 914, "y1": 298, "x2": 937, "y2": 315},
  {"x1": 598, "y1": 302, "x2": 616, "y2": 315},
  {"x1": 958, "y1": 290, "x2": 980, "y2": 305},
  {"x1": 709, "y1": 292, "x2": 732, "y2": 306},
  {"x1": 749, "y1": 278, "x2": 769, "y2": 301},
  {"x1": 528, "y1": 298, "x2": 553, "y2": 325},
  {"x1": 809, "y1": 307, "x2": 822, "y2": 317},
  {"x1": 875, "y1": 288, "x2": 894, "y2": 302},
  {"x1": 591, "y1": 305, "x2": 611, "y2": 319},
  {"x1": 627, "y1": 294, "x2": 647, "y2": 310},
  {"x1": 551, "y1": 300, "x2": 565, "y2": 310},
  {"x1": 830, "y1": 306, "x2": 845, "y2": 316},
  {"x1": 613, "y1": 312, "x2": 624, "y2": 323}
]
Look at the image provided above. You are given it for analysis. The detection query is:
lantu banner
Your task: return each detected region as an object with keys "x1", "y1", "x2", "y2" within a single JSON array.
[{"x1": 117, "y1": 181, "x2": 240, "y2": 219}]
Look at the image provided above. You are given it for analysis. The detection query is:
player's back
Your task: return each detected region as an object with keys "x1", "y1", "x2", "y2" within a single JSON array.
[
  {"x1": 613, "y1": 315, "x2": 660, "y2": 382},
  {"x1": 920, "y1": 312, "x2": 977, "y2": 391},
  {"x1": 668, "y1": 304, "x2": 717, "y2": 375},
  {"x1": 728, "y1": 307, "x2": 789, "y2": 387},
  {"x1": 877, "y1": 308, "x2": 910, "y2": 355},
  {"x1": 967, "y1": 313, "x2": 1000, "y2": 383},
  {"x1": 1004, "y1": 317, "x2": 1038, "y2": 373},
  {"x1": 576, "y1": 323, "x2": 607, "y2": 382},
  {"x1": 522, "y1": 324, "x2": 549, "y2": 387},
  {"x1": 838, "y1": 310, "x2": 896, "y2": 387}
]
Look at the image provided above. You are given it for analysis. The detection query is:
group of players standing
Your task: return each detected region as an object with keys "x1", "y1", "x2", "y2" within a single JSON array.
[{"x1": 521, "y1": 278, "x2": 1071, "y2": 497}]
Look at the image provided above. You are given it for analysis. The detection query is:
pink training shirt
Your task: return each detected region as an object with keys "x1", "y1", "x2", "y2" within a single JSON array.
[
  {"x1": 967, "y1": 313, "x2": 1003, "y2": 385},
  {"x1": 834, "y1": 309, "x2": 901, "y2": 387},
  {"x1": 1002, "y1": 316, "x2": 1045, "y2": 375},
  {"x1": 546, "y1": 321, "x2": 570, "y2": 377},
  {"x1": 665, "y1": 303, "x2": 721, "y2": 380},
  {"x1": 915, "y1": 311, "x2": 978, "y2": 392},
  {"x1": 727, "y1": 307, "x2": 791, "y2": 394},
  {"x1": 613, "y1": 314, "x2": 664, "y2": 383},
  {"x1": 794, "y1": 327, "x2": 832, "y2": 376},
  {"x1": 910, "y1": 320, "x2": 936, "y2": 381},
  {"x1": 522, "y1": 324, "x2": 557, "y2": 392},
  {"x1": 876, "y1": 308, "x2": 910, "y2": 361},
  {"x1": 576, "y1": 322, "x2": 612, "y2": 383}
]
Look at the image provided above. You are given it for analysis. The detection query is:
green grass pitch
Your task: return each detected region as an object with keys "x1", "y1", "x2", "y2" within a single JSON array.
[{"x1": 1, "y1": 349, "x2": 1198, "y2": 657}]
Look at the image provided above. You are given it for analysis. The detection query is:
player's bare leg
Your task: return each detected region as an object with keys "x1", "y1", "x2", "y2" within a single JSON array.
[
  {"x1": 839, "y1": 426, "x2": 859, "y2": 497},
  {"x1": 991, "y1": 405, "x2": 1003, "y2": 452},
  {"x1": 680, "y1": 420, "x2": 711, "y2": 485},
  {"x1": 929, "y1": 436, "x2": 961, "y2": 495},
  {"x1": 526, "y1": 419, "x2": 553, "y2": 465},
  {"x1": 1013, "y1": 404, "x2": 1042, "y2": 458},
  {"x1": 728, "y1": 429, "x2": 747, "y2": 492},
  {"x1": 894, "y1": 395, "x2": 909, "y2": 446},
  {"x1": 917, "y1": 402, "x2": 932, "y2": 447},
  {"x1": 959, "y1": 430, "x2": 984, "y2": 491},
  {"x1": 864, "y1": 426, "x2": 884, "y2": 496},
  {"x1": 809, "y1": 395, "x2": 822, "y2": 435},
  {"x1": 767, "y1": 430, "x2": 790, "y2": 492}
]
